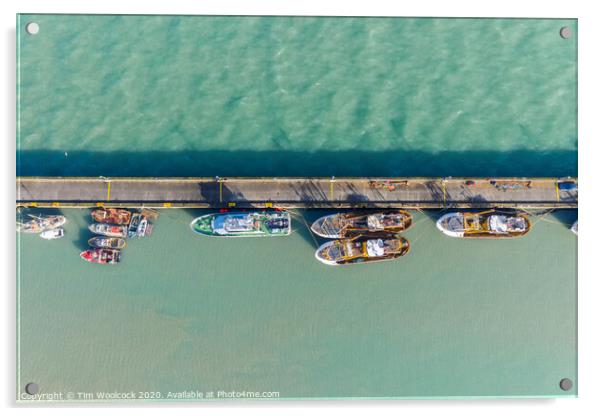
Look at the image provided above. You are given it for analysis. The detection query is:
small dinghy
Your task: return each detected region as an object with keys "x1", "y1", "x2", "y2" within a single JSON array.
[
  {"x1": 39, "y1": 228, "x2": 65, "y2": 240},
  {"x1": 128, "y1": 213, "x2": 153, "y2": 238}
]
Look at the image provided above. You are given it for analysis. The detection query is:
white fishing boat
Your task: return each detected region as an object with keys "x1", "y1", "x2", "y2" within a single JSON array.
[
  {"x1": 17, "y1": 214, "x2": 67, "y2": 233},
  {"x1": 310, "y1": 210, "x2": 412, "y2": 239},
  {"x1": 39, "y1": 228, "x2": 65, "y2": 240},
  {"x1": 436, "y1": 210, "x2": 531, "y2": 238}
]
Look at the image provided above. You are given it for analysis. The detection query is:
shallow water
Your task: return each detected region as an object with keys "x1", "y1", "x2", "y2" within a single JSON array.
[{"x1": 16, "y1": 15, "x2": 577, "y2": 400}]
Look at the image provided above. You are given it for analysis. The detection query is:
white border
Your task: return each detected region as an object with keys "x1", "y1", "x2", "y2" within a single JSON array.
[{"x1": 3, "y1": 0, "x2": 601, "y2": 415}]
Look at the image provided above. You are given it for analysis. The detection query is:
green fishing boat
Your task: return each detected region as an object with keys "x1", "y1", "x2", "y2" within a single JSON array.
[{"x1": 190, "y1": 211, "x2": 291, "y2": 237}]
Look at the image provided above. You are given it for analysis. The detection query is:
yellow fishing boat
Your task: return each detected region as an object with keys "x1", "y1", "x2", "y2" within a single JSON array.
[
  {"x1": 315, "y1": 235, "x2": 410, "y2": 266},
  {"x1": 310, "y1": 210, "x2": 412, "y2": 238}
]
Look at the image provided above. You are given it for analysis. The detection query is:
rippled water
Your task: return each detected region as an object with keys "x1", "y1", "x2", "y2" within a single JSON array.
[
  {"x1": 18, "y1": 15, "x2": 576, "y2": 177},
  {"x1": 17, "y1": 15, "x2": 577, "y2": 400}
]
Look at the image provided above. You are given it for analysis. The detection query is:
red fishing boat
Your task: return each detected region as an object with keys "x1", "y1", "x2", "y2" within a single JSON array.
[
  {"x1": 91, "y1": 209, "x2": 132, "y2": 225},
  {"x1": 80, "y1": 248, "x2": 121, "y2": 265}
]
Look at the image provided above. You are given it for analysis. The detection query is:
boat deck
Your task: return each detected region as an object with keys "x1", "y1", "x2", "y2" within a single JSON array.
[{"x1": 16, "y1": 177, "x2": 577, "y2": 209}]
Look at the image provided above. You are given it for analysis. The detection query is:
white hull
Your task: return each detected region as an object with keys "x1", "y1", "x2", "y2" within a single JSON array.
[
  {"x1": 310, "y1": 215, "x2": 341, "y2": 239},
  {"x1": 571, "y1": 221, "x2": 578, "y2": 235},
  {"x1": 436, "y1": 213, "x2": 465, "y2": 238},
  {"x1": 40, "y1": 228, "x2": 65, "y2": 240},
  {"x1": 314, "y1": 241, "x2": 338, "y2": 265}
]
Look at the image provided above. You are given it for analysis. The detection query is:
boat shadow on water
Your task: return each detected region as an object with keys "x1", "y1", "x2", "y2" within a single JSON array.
[
  {"x1": 418, "y1": 209, "x2": 448, "y2": 224},
  {"x1": 72, "y1": 225, "x2": 93, "y2": 251},
  {"x1": 179, "y1": 208, "x2": 212, "y2": 222},
  {"x1": 17, "y1": 207, "x2": 64, "y2": 221},
  {"x1": 551, "y1": 209, "x2": 578, "y2": 230}
]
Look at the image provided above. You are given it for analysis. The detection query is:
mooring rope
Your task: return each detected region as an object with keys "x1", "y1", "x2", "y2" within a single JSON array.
[
  {"x1": 529, "y1": 208, "x2": 556, "y2": 226},
  {"x1": 287, "y1": 208, "x2": 320, "y2": 248},
  {"x1": 406, "y1": 219, "x2": 431, "y2": 247},
  {"x1": 536, "y1": 216, "x2": 573, "y2": 227}
]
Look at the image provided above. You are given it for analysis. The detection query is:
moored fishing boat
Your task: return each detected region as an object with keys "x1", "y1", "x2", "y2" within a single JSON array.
[
  {"x1": 91, "y1": 208, "x2": 132, "y2": 225},
  {"x1": 40, "y1": 228, "x2": 65, "y2": 240},
  {"x1": 88, "y1": 236, "x2": 127, "y2": 249},
  {"x1": 128, "y1": 213, "x2": 153, "y2": 238},
  {"x1": 80, "y1": 248, "x2": 121, "y2": 265},
  {"x1": 88, "y1": 223, "x2": 128, "y2": 238},
  {"x1": 311, "y1": 210, "x2": 412, "y2": 238},
  {"x1": 315, "y1": 235, "x2": 410, "y2": 266},
  {"x1": 436, "y1": 210, "x2": 531, "y2": 238},
  {"x1": 571, "y1": 220, "x2": 578, "y2": 235},
  {"x1": 191, "y1": 211, "x2": 291, "y2": 237},
  {"x1": 17, "y1": 214, "x2": 67, "y2": 233}
]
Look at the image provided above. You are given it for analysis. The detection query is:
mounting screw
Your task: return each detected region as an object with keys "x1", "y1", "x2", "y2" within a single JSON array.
[
  {"x1": 559, "y1": 378, "x2": 573, "y2": 391},
  {"x1": 25, "y1": 22, "x2": 40, "y2": 35},
  {"x1": 25, "y1": 382, "x2": 39, "y2": 395},
  {"x1": 559, "y1": 27, "x2": 571, "y2": 39}
]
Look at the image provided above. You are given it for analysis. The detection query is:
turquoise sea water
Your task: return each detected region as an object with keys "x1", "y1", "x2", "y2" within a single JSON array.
[
  {"x1": 17, "y1": 15, "x2": 577, "y2": 400},
  {"x1": 17, "y1": 15, "x2": 576, "y2": 177}
]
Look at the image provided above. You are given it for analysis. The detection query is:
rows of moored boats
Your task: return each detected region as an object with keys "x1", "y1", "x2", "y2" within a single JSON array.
[
  {"x1": 18, "y1": 209, "x2": 577, "y2": 266},
  {"x1": 17, "y1": 214, "x2": 66, "y2": 239},
  {"x1": 81, "y1": 208, "x2": 157, "y2": 264},
  {"x1": 309, "y1": 211, "x2": 412, "y2": 265},
  {"x1": 190, "y1": 210, "x2": 577, "y2": 266}
]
